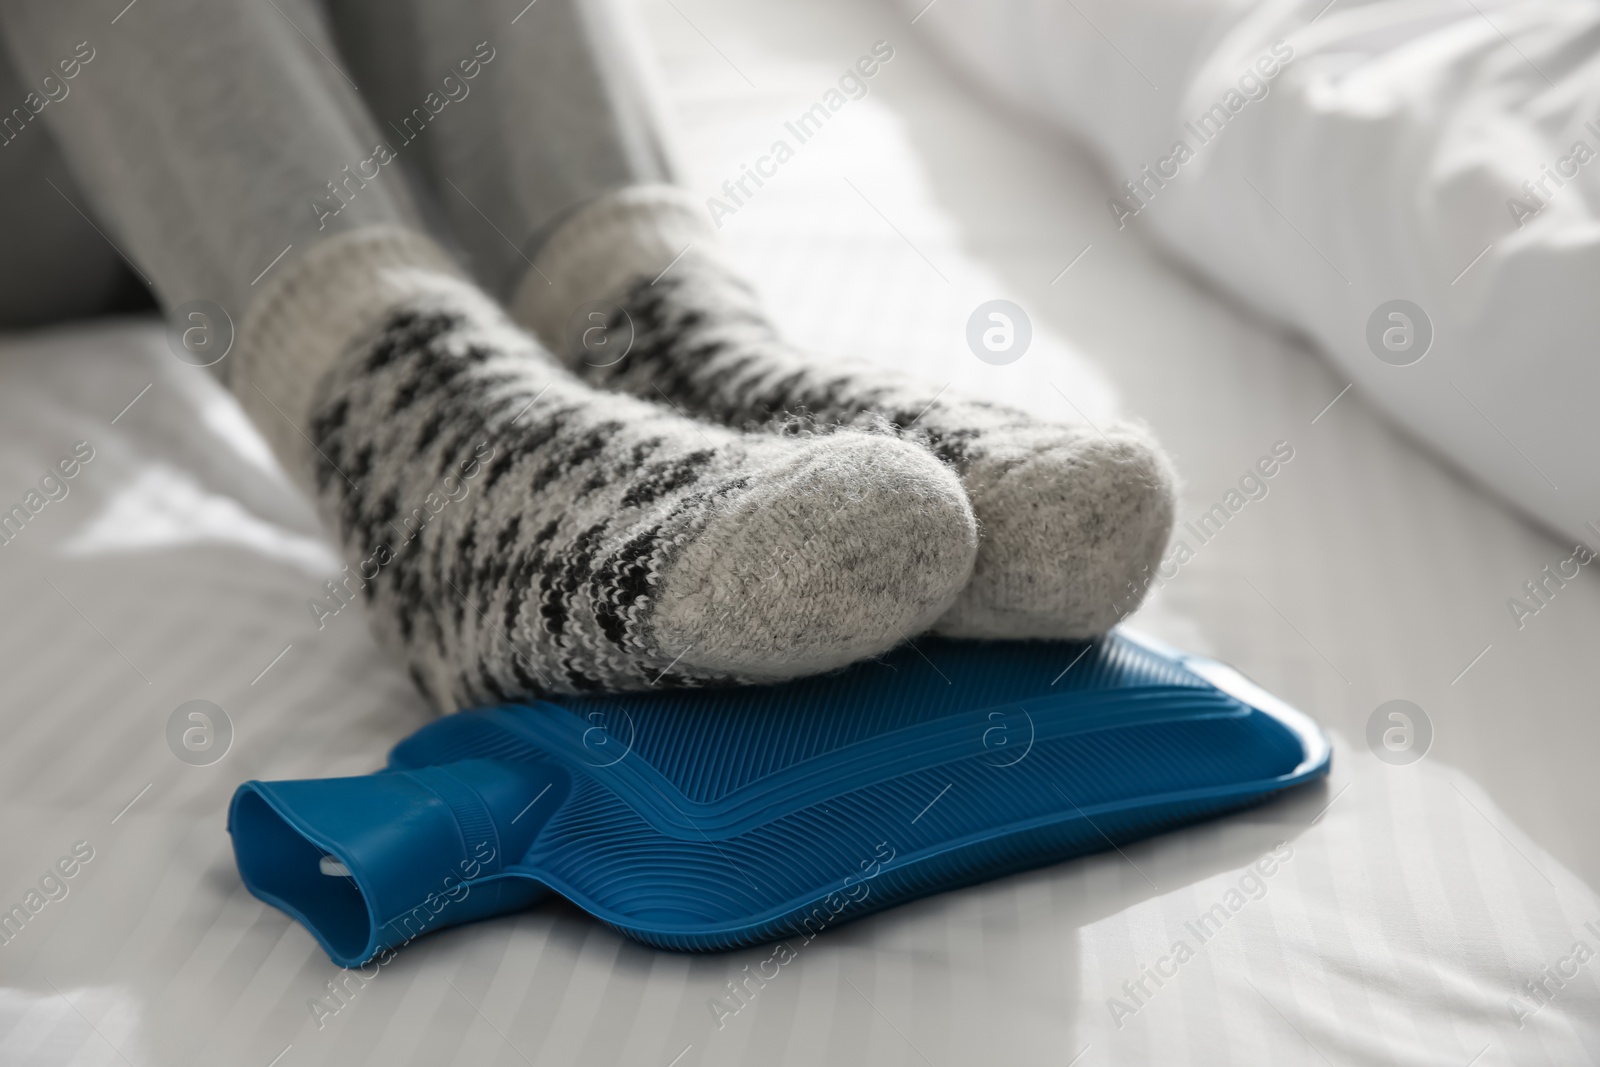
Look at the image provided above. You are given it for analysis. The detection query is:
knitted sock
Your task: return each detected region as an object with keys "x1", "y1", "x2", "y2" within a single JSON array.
[
  {"x1": 234, "y1": 227, "x2": 978, "y2": 705},
  {"x1": 512, "y1": 187, "x2": 1177, "y2": 639}
]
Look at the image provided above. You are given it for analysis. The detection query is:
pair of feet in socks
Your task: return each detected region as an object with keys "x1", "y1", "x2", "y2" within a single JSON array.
[{"x1": 240, "y1": 187, "x2": 1176, "y2": 707}]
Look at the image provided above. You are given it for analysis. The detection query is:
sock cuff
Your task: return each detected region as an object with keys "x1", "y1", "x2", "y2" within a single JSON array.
[
  {"x1": 232, "y1": 226, "x2": 470, "y2": 486},
  {"x1": 512, "y1": 184, "x2": 725, "y2": 346}
]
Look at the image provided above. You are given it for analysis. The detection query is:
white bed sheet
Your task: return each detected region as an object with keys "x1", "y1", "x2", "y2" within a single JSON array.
[{"x1": 1, "y1": 0, "x2": 1598, "y2": 1064}]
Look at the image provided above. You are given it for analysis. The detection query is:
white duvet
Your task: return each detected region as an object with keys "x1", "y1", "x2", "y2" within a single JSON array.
[{"x1": 910, "y1": 0, "x2": 1600, "y2": 550}]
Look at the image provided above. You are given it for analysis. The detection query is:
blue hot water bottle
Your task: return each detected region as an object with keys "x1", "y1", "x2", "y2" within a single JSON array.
[{"x1": 228, "y1": 630, "x2": 1329, "y2": 966}]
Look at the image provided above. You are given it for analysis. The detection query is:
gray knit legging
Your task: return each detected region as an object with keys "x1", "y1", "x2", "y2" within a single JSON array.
[{"x1": 0, "y1": 0, "x2": 675, "y2": 328}]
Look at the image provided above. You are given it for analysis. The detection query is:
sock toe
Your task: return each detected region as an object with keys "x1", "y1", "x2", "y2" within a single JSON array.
[
  {"x1": 651, "y1": 432, "x2": 978, "y2": 680},
  {"x1": 935, "y1": 423, "x2": 1177, "y2": 639},
  {"x1": 511, "y1": 185, "x2": 1181, "y2": 646}
]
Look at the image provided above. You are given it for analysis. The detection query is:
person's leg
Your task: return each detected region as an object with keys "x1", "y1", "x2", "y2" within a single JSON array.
[
  {"x1": 0, "y1": 2, "x2": 426, "y2": 332},
  {"x1": 0, "y1": 0, "x2": 976, "y2": 701},
  {"x1": 327, "y1": 0, "x2": 1177, "y2": 639},
  {"x1": 0, "y1": 45, "x2": 151, "y2": 327},
  {"x1": 322, "y1": 0, "x2": 675, "y2": 300}
]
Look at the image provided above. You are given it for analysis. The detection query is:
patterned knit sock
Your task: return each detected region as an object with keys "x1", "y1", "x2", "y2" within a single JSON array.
[
  {"x1": 512, "y1": 187, "x2": 1177, "y2": 639},
  {"x1": 232, "y1": 227, "x2": 978, "y2": 705}
]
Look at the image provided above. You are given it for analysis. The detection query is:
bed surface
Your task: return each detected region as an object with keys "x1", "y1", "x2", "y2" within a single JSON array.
[{"x1": 2, "y1": 1, "x2": 1598, "y2": 1064}]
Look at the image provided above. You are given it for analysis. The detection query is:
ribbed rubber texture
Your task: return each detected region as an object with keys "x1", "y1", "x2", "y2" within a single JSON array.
[
  {"x1": 410, "y1": 765, "x2": 503, "y2": 876},
  {"x1": 372, "y1": 631, "x2": 1329, "y2": 952}
]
